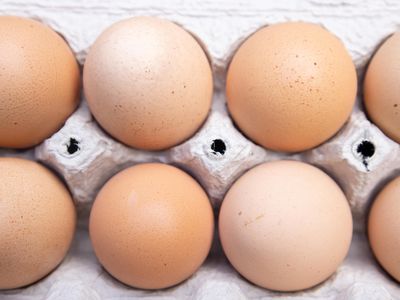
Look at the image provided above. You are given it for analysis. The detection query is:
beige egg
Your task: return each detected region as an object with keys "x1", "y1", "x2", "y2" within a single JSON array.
[
  {"x1": 368, "y1": 176, "x2": 400, "y2": 282},
  {"x1": 226, "y1": 22, "x2": 357, "y2": 152},
  {"x1": 0, "y1": 16, "x2": 80, "y2": 149},
  {"x1": 0, "y1": 157, "x2": 76, "y2": 289},
  {"x1": 219, "y1": 160, "x2": 352, "y2": 292},
  {"x1": 364, "y1": 32, "x2": 400, "y2": 143},
  {"x1": 89, "y1": 163, "x2": 214, "y2": 289},
  {"x1": 84, "y1": 17, "x2": 213, "y2": 150}
]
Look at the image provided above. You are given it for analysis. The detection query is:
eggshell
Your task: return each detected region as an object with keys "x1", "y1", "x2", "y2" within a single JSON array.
[
  {"x1": 364, "y1": 32, "x2": 400, "y2": 143},
  {"x1": 89, "y1": 163, "x2": 214, "y2": 289},
  {"x1": 219, "y1": 160, "x2": 353, "y2": 292},
  {"x1": 368, "y1": 176, "x2": 400, "y2": 282},
  {"x1": 226, "y1": 22, "x2": 357, "y2": 152},
  {"x1": 0, "y1": 16, "x2": 80, "y2": 149},
  {"x1": 83, "y1": 16, "x2": 213, "y2": 150},
  {"x1": 0, "y1": 157, "x2": 76, "y2": 289}
]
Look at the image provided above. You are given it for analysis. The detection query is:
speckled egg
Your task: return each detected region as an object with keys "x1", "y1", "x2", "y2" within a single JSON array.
[
  {"x1": 89, "y1": 163, "x2": 214, "y2": 289},
  {"x1": 368, "y1": 175, "x2": 400, "y2": 282},
  {"x1": 0, "y1": 157, "x2": 76, "y2": 289},
  {"x1": 226, "y1": 22, "x2": 357, "y2": 152},
  {"x1": 0, "y1": 16, "x2": 80, "y2": 149},
  {"x1": 219, "y1": 160, "x2": 353, "y2": 291},
  {"x1": 83, "y1": 16, "x2": 213, "y2": 150},
  {"x1": 364, "y1": 32, "x2": 400, "y2": 143}
]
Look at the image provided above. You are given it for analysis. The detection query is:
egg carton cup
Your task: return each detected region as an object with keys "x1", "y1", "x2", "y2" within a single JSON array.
[{"x1": 2, "y1": 0, "x2": 400, "y2": 299}]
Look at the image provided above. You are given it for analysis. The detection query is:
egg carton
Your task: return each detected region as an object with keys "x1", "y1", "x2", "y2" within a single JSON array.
[{"x1": 2, "y1": 0, "x2": 400, "y2": 299}]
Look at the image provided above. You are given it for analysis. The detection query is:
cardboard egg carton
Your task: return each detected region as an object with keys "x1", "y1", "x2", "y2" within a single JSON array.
[{"x1": 2, "y1": 0, "x2": 400, "y2": 299}]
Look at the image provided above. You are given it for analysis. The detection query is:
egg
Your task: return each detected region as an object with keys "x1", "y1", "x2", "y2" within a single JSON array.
[
  {"x1": 0, "y1": 157, "x2": 76, "y2": 289},
  {"x1": 83, "y1": 17, "x2": 213, "y2": 150},
  {"x1": 226, "y1": 22, "x2": 357, "y2": 152},
  {"x1": 89, "y1": 163, "x2": 214, "y2": 289},
  {"x1": 368, "y1": 176, "x2": 400, "y2": 282},
  {"x1": 219, "y1": 160, "x2": 352, "y2": 292},
  {"x1": 364, "y1": 32, "x2": 400, "y2": 143},
  {"x1": 0, "y1": 16, "x2": 80, "y2": 149}
]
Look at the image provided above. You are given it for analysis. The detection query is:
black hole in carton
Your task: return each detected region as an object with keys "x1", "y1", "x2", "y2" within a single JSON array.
[
  {"x1": 210, "y1": 139, "x2": 226, "y2": 155},
  {"x1": 66, "y1": 138, "x2": 80, "y2": 154},
  {"x1": 357, "y1": 140, "x2": 375, "y2": 158}
]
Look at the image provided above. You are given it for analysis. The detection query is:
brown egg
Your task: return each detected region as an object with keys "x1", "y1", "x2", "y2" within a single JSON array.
[
  {"x1": 219, "y1": 160, "x2": 352, "y2": 292},
  {"x1": 89, "y1": 163, "x2": 214, "y2": 289},
  {"x1": 0, "y1": 16, "x2": 80, "y2": 149},
  {"x1": 364, "y1": 33, "x2": 400, "y2": 143},
  {"x1": 226, "y1": 22, "x2": 357, "y2": 152},
  {"x1": 84, "y1": 17, "x2": 213, "y2": 150},
  {"x1": 368, "y1": 176, "x2": 400, "y2": 282},
  {"x1": 0, "y1": 157, "x2": 76, "y2": 289}
]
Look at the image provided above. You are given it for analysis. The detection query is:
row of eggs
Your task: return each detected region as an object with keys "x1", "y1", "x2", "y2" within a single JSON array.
[
  {"x1": 1, "y1": 14, "x2": 400, "y2": 293},
  {"x1": 0, "y1": 15, "x2": 399, "y2": 152},
  {"x1": 1, "y1": 157, "x2": 400, "y2": 292}
]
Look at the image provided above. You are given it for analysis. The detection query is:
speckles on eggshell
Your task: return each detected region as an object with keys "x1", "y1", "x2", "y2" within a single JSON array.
[
  {"x1": 226, "y1": 21, "x2": 357, "y2": 152},
  {"x1": 0, "y1": 157, "x2": 76, "y2": 289},
  {"x1": 83, "y1": 16, "x2": 213, "y2": 150}
]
